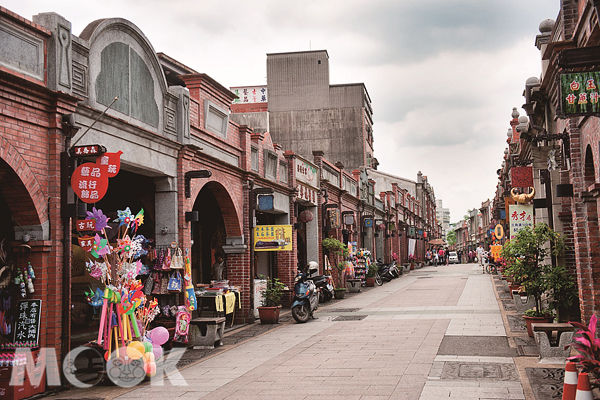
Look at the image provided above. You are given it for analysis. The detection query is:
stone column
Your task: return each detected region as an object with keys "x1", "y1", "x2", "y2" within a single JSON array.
[{"x1": 155, "y1": 176, "x2": 178, "y2": 246}]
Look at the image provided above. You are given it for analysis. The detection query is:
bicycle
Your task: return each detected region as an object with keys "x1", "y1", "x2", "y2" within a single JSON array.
[{"x1": 482, "y1": 252, "x2": 497, "y2": 274}]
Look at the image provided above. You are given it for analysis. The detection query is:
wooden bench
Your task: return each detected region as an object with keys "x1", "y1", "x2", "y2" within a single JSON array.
[
  {"x1": 531, "y1": 323, "x2": 574, "y2": 363},
  {"x1": 188, "y1": 317, "x2": 226, "y2": 349}
]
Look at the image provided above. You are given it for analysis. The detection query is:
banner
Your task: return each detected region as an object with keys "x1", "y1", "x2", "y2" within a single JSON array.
[
  {"x1": 254, "y1": 225, "x2": 292, "y2": 251},
  {"x1": 490, "y1": 245, "x2": 502, "y2": 260},
  {"x1": 408, "y1": 238, "x2": 416, "y2": 257},
  {"x1": 509, "y1": 204, "x2": 533, "y2": 240}
]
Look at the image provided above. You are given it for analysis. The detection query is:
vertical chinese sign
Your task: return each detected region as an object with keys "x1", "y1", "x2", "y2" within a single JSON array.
[
  {"x1": 508, "y1": 204, "x2": 534, "y2": 240},
  {"x1": 15, "y1": 299, "x2": 41, "y2": 344}
]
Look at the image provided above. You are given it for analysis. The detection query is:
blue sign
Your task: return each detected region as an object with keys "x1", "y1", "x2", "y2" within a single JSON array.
[
  {"x1": 364, "y1": 218, "x2": 373, "y2": 228},
  {"x1": 257, "y1": 195, "x2": 274, "y2": 211}
]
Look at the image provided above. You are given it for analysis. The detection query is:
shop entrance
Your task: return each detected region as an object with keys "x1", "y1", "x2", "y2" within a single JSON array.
[
  {"x1": 71, "y1": 169, "x2": 156, "y2": 344},
  {"x1": 0, "y1": 159, "x2": 41, "y2": 344},
  {"x1": 192, "y1": 184, "x2": 227, "y2": 284}
]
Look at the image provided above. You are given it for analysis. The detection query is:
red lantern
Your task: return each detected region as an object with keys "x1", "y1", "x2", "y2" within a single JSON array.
[
  {"x1": 298, "y1": 210, "x2": 314, "y2": 223},
  {"x1": 377, "y1": 223, "x2": 386, "y2": 231}
]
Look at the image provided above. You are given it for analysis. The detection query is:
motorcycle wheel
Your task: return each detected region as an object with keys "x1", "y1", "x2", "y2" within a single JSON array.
[
  {"x1": 375, "y1": 272, "x2": 383, "y2": 286},
  {"x1": 292, "y1": 304, "x2": 310, "y2": 323}
]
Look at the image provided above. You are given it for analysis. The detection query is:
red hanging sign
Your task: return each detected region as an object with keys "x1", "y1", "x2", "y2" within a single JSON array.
[
  {"x1": 78, "y1": 236, "x2": 95, "y2": 252},
  {"x1": 71, "y1": 151, "x2": 122, "y2": 203},
  {"x1": 511, "y1": 166, "x2": 533, "y2": 188},
  {"x1": 76, "y1": 219, "x2": 96, "y2": 232}
]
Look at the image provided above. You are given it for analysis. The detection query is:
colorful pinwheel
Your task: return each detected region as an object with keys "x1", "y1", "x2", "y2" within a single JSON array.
[
  {"x1": 89, "y1": 234, "x2": 111, "y2": 258},
  {"x1": 85, "y1": 207, "x2": 110, "y2": 231},
  {"x1": 131, "y1": 209, "x2": 144, "y2": 231},
  {"x1": 114, "y1": 207, "x2": 133, "y2": 227},
  {"x1": 117, "y1": 235, "x2": 133, "y2": 257}
]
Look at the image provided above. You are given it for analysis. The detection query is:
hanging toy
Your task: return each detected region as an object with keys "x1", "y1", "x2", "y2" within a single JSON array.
[
  {"x1": 27, "y1": 262, "x2": 35, "y2": 280},
  {"x1": 18, "y1": 269, "x2": 26, "y2": 298},
  {"x1": 26, "y1": 276, "x2": 34, "y2": 294}
]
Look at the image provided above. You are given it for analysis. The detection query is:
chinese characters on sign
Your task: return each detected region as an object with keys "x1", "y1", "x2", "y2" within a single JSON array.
[
  {"x1": 490, "y1": 245, "x2": 503, "y2": 260},
  {"x1": 560, "y1": 71, "x2": 600, "y2": 115},
  {"x1": 70, "y1": 145, "x2": 105, "y2": 157},
  {"x1": 253, "y1": 225, "x2": 293, "y2": 252},
  {"x1": 328, "y1": 209, "x2": 341, "y2": 229},
  {"x1": 14, "y1": 300, "x2": 41, "y2": 344},
  {"x1": 71, "y1": 151, "x2": 122, "y2": 203},
  {"x1": 76, "y1": 219, "x2": 96, "y2": 232},
  {"x1": 231, "y1": 86, "x2": 268, "y2": 104},
  {"x1": 509, "y1": 204, "x2": 534, "y2": 240},
  {"x1": 78, "y1": 236, "x2": 95, "y2": 252}
]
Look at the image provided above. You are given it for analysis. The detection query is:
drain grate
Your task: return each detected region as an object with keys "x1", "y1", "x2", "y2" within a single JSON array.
[
  {"x1": 333, "y1": 315, "x2": 367, "y2": 321},
  {"x1": 417, "y1": 276, "x2": 433, "y2": 279},
  {"x1": 327, "y1": 308, "x2": 360, "y2": 313}
]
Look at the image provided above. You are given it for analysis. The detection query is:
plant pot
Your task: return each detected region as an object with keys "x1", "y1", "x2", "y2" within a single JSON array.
[
  {"x1": 346, "y1": 279, "x2": 361, "y2": 293},
  {"x1": 523, "y1": 315, "x2": 554, "y2": 337},
  {"x1": 334, "y1": 289, "x2": 346, "y2": 299},
  {"x1": 509, "y1": 284, "x2": 522, "y2": 294},
  {"x1": 410, "y1": 263, "x2": 415, "y2": 270},
  {"x1": 365, "y1": 277, "x2": 375, "y2": 287},
  {"x1": 258, "y1": 306, "x2": 281, "y2": 324}
]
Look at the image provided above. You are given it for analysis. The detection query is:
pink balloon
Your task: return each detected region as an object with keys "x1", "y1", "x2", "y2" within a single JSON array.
[
  {"x1": 150, "y1": 326, "x2": 169, "y2": 345},
  {"x1": 152, "y1": 344, "x2": 163, "y2": 360}
]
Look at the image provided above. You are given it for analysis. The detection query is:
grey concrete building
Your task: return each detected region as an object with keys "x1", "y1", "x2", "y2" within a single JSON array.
[
  {"x1": 436, "y1": 199, "x2": 451, "y2": 239},
  {"x1": 266, "y1": 50, "x2": 374, "y2": 171}
]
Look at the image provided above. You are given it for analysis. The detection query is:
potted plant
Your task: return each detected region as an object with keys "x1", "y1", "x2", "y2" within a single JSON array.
[
  {"x1": 257, "y1": 276, "x2": 285, "y2": 324},
  {"x1": 333, "y1": 287, "x2": 346, "y2": 299},
  {"x1": 502, "y1": 223, "x2": 565, "y2": 336},
  {"x1": 365, "y1": 263, "x2": 378, "y2": 287},
  {"x1": 408, "y1": 254, "x2": 416, "y2": 270},
  {"x1": 322, "y1": 238, "x2": 349, "y2": 287},
  {"x1": 567, "y1": 314, "x2": 600, "y2": 390}
]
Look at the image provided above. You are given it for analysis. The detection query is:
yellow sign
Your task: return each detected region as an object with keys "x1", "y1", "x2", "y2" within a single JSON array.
[
  {"x1": 494, "y1": 224, "x2": 504, "y2": 239},
  {"x1": 254, "y1": 225, "x2": 293, "y2": 251},
  {"x1": 490, "y1": 245, "x2": 502, "y2": 260}
]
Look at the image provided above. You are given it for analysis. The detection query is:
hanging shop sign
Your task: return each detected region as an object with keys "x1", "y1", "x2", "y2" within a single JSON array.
[
  {"x1": 328, "y1": 209, "x2": 341, "y2": 229},
  {"x1": 71, "y1": 151, "x2": 122, "y2": 204},
  {"x1": 559, "y1": 71, "x2": 600, "y2": 116},
  {"x1": 257, "y1": 194, "x2": 274, "y2": 211},
  {"x1": 76, "y1": 219, "x2": 96, "y2": 232},
  {"x1": 295, "y1": 158, "x2": 318, "y2": 187},
  {"x1": 342, "y1": 212, "x2": 355, "y2": 226},
  {"x1": 254, "y1": 225, "x2": 293, "y2": 251},
  {"x1": 364, "y1": 218, "x2": 373, "y2": 228},
  {"x1": 78, "y1": 236, "x2": 95, "y2": 252},
  {"x1": 408, "y1": 227, "x2": 416, "y2": 237},
  {"x1": 490, "y1": 245, "x2": 503, "y2": 260},
  {"x1": 14, "y1": 299, "x2": 42, "y2": 344},
  {"x1": 509, "y1": 204, "x2": 533, "y2": 240},
  {"x1": 494, "y1": 224, "x2": 504, "y2": 239},
  {"x1": 70, "y1": 144, "x2": 107, "y2": 157},
  {"x1": 511, "y1": 166, "x2": 533, "y2": 188}
]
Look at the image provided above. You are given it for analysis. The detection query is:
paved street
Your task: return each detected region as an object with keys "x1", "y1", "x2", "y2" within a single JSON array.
[{"x1": 53, "y1": 263, "x2": 527, "y2": 400}]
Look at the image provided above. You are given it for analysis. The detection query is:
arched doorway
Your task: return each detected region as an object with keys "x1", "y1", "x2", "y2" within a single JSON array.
[
  {"x1": 0, "y1": 158, "x2": 43, "y2": 343},
  {"x1": 191, "y1": 182, "x2": 240, "y2": 284}
]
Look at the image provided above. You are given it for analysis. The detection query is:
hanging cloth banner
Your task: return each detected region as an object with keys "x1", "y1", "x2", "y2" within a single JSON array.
[{"x1": 408, "y1": 238, "x2": 416, "y2": 257}]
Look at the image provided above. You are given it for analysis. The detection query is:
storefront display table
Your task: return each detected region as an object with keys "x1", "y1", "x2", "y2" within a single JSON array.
[
  {"x1": 196, "y1": 292, "x2": 240, "y2": 326},
  {"x1": 188, "y1": 317, "x2": 226, "y2": 349}
]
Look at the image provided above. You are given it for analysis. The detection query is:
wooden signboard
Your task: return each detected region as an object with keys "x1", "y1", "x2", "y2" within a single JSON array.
[{"x1": 14, "y1": 299, "x2": 41, "y2": 344}]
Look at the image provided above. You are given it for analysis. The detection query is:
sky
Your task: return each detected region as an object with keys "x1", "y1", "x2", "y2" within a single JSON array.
[{"x1": 6, "y1": 0, "x2": 560, "y2": 222}]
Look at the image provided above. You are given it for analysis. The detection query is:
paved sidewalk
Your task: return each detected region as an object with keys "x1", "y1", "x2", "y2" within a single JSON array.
[{"x1": 48, "y1": 263, "x2": 526, "y2": 400}]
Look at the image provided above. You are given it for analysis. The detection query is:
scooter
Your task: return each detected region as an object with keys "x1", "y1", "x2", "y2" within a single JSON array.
[
  {"x1": 375, "y1": 259, "x2": 394, "y2": 282},
  {"x1": 388, "y1": 260, "x2": 401, "y2": 278},
  {"x1": 309, "y1": 274, "x2": 335, "y2": 302},
  {"x1": 291, "y1": 263, "x2": 319, "y2": 323}
]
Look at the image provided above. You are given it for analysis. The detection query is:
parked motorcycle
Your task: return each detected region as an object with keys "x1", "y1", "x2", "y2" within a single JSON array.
[
  {"x1": 375, "y1": 259, "x2": 394, "y2": 282},
  {"x1": 292, "y1": 262, "x2": 320, "y2": 323},
  {"x1": 388, "y1": 260, "x2": 401, "y2": 278},
  {"x1": 308, "y1": 273, "x2": 335, "y2": 302}
]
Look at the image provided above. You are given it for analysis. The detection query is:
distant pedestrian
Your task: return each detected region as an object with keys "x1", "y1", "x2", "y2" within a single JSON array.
[
  {"x1": 433, "y1": 251, "x2": 439, "y2": 267},
  {"x1": 476, "y1": 244, "x2": 484, "y2": 266}
]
